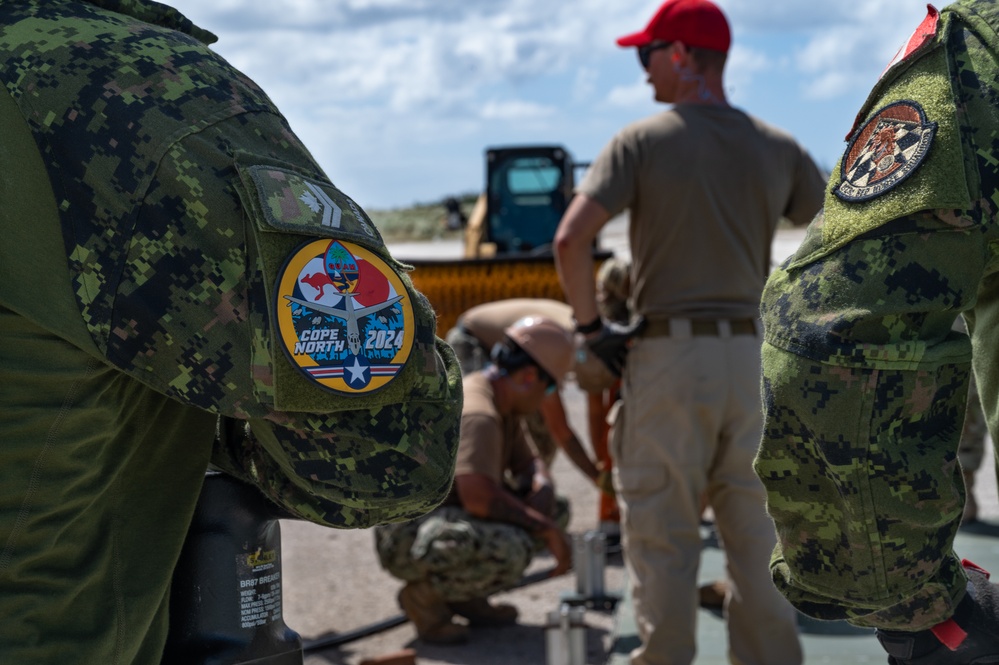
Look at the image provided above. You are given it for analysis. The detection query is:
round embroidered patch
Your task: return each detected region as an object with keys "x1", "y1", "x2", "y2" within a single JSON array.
[
  {"x1": 274, "y1": 239, "x2": 414, "y2": 394},
  {"x1": 835, "y1": 100, "x2": 937, "y2": 203}
]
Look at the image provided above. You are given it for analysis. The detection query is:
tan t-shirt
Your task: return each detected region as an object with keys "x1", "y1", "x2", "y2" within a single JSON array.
[
  {"x1": 579, "y1": 104, "x2": 825, "y2": 319},
  {"x1": 457, "y1": 298, "x2": 573, "y2": 350},
  {"x1": 455, "y1": 371, "x2": 536, "y2": 485}
]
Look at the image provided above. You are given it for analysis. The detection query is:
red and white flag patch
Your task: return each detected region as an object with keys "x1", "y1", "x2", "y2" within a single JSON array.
[{"x1": 882, "y1": 5, "x2": 940, "y2": 77}]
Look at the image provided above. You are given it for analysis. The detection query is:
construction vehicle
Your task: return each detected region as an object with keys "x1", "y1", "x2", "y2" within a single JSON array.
[{"x1": 404, "y1": 144, "x2": 610, "y2": 334}]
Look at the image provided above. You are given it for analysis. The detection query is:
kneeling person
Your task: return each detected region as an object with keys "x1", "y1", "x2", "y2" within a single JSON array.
[
  {"x1": 446, "y1": 298, "x2": 610, "y2": 487},
  {"x1": 376, "y1": 316, "x2": 575, "y2": 643}
]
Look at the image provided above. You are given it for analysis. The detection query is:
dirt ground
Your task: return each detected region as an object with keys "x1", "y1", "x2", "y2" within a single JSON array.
[
  {"x1": 277, "y1": 225, "x2": 999, "y2": 665},
  {"x1": 280, "y1": 380, "x2": 621, "y2": 665},
  {"x1": 278, "y1": 390, "x2": 999, "y2": 665}
]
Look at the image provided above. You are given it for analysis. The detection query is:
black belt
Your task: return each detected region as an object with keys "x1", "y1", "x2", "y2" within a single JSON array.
[{"x1": 643, "y1": 318, "x2": 757, "y2": 337}]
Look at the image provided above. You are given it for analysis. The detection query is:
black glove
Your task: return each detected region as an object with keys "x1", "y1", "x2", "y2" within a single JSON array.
[{"x1": 586, "y1": 316, "x2": 647, "y2": 376}]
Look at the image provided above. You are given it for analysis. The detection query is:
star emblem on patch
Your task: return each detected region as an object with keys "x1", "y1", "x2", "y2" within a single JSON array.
[
  {"x1": 835, "y1": 100, "x2": 936, "y2": 203},
  {"x1": 343, "y1": 353, "x2": 371, "y2": 388},
  {"x1": 273, "y1": 238, "x2": 415, "y2": 395}
]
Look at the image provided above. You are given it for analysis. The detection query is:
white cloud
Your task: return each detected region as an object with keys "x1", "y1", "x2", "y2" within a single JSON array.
[
  {"x1": 720, "y1": 0, "x2": 920, "y2": 34},
  {"x1": 162, "y1": 0, "x2": 939, "y2": 207},
  {"x1": 786, "y1": 2, "x2": 929, "y2": 100},
  {"x1": 606, "y1": 77, "x2": 654, "y2": 108},
  {"x1": 572, "y1": 66, "x2": 600, "y2": 103},
  {"x1": 724, "y1": 43, "x2": 771, "y2": 104},
  {"x1": 480, "y1": 99, "x2": 555, "y2": 120},
  {"x1": 178, "y1": 1, "x2": 650, "y2": 106}
]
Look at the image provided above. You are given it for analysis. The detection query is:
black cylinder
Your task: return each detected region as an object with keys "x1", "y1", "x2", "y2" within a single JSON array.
[{"x1": 163, "y1": 471, "x2": 304, "y2": 665}]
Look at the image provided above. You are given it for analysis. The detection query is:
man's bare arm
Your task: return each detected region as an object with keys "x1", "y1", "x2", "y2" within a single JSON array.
[
  {"x1": 455, "y1": 473, "x2": 552, "y2": 532},
  {"x1": 541, "y1": 394, "x2": 600, "y2": 482},
  {"x1": 554, "y1": 194, "x2": 613, "y2": 327},
  {"x1": 455, "y1": 472, "x2": 572, "y2": 574}
]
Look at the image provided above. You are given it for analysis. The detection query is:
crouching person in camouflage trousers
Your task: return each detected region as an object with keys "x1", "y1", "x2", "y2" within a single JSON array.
[
  {"x1": 0, "y1": 2, "x2": 461, "y2": 664},
  {"x1": 445, "y1": 297, "x2": 612, "y2": 489},
  {"x1": 376, "y1": 317, "x2": 575, "y2": 644}
]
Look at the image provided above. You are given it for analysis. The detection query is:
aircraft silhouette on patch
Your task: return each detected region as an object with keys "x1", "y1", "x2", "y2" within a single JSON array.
[{"x1": 283, "y1": 240, "x2": 402, "y2": 389}]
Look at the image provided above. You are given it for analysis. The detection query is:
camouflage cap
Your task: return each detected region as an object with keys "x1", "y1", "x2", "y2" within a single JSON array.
[{"x1": 596, "y1": 256, "x2": 632, "y2": 323}]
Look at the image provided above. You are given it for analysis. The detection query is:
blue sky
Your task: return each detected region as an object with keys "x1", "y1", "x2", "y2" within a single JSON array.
[{"x1": 166, "y1": 0, "x2": 935, "y2": 210}]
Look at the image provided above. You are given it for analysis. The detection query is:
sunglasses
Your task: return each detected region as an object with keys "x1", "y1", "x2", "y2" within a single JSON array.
[{"x1": 638, "y1": 41, "x2": 672, "y2": 69}]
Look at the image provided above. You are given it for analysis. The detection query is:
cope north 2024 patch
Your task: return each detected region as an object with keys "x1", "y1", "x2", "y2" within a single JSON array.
[
  {"x1": 835, "y1": 100, "x2": 936, "y2": 203},
  {"x1": 275, "y1": 239, "x2": 414, "y2": 395}
]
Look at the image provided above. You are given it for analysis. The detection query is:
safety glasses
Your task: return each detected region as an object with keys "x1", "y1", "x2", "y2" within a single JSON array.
[{"x1": 638, "y1": 41, "x2": 672, "y2": 69}]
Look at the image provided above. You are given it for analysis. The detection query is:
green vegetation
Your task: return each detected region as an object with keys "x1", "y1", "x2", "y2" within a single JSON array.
[
  {"x1": 367, "y1": 193, "x2": 479, "y2": 242},
  {"x1": 365, "y1": 194, "x2": 799, "y2": 242}
]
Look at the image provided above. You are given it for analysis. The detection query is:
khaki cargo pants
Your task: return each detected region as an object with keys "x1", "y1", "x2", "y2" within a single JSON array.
[{"x1": 612, "y1": 319, "x2": 802, "y2": 665}]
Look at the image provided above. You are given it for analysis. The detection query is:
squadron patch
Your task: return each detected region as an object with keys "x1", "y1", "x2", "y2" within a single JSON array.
[
  {"x1": 274, "y1": 239, "x2": 414, "y2": 394},
  {"x1": 835, "y1": 100, "x2": 936, "y2": 203}
]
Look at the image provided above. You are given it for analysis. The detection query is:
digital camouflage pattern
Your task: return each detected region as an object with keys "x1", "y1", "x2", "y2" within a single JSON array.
[
  {"x1": 0, "y1": 0, "x2": 461, "y2": 529},
  {"x1": 375, "y1": 500, "x2": 570, "y2": 601},
  {"x1": 375, "y1": 506, "x2": 535, "y2": 602},
  {"x1": 955, "y1": 318, "x2": 988, "y2": 475},
  {"x1": 756, "y1": 0, "x2": 999, "y2": 630},
  {"x1": 596, "y1": 255, "x2": 632, "y2": 323},
  {"x1": 0, "y1": 2, "x2": 461, "y2": 662}
]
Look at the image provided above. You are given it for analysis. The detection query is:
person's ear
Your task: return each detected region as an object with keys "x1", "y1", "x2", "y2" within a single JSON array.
[
  {"x1": 670, "y1": 48, "x2": 682, "y2": 72},
  {"x1": 672, "y1": 42, "x2": 687, "y2": 64}
]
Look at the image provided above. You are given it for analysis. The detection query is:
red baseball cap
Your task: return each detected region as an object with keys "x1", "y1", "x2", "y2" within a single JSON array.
[{"x1": 616, "y1": 0, "x2": 731, "y2": 52}]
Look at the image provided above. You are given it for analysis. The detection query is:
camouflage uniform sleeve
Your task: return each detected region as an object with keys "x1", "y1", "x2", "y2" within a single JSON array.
[
  {"x1": 135, "y1": 124, "x2": 464, "y2": 530},
  {"x1": 0, "y1": 1, "x2": 461, "y2": 530},
  {"x1": 755, "y1": 4, "x2": 999, "y2": 630}
]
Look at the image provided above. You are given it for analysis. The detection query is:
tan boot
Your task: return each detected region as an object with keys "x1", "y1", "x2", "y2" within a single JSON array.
[
  {"x1": 449, "y1": 597, "x2": 519, "y2": 626},
  {"x1": 359, "y1": 649, "x2": 417, "y2": 665},
  {"x1": 698, "y1": 579, "x2": 729, "y2": 610},
  {"x1": 398, "y1": 581, "x2": 469, "y2": 644}
]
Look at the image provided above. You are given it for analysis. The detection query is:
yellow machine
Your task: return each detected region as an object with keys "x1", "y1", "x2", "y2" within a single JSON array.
[{"x1": 406, "y1": 145, "x2": 609, "y2": 333}]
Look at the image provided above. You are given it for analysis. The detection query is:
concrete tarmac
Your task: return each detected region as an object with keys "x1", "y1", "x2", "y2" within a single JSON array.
[
  {"x1": 282, "y1": 377, "x2": 616, "y2": 665},
  {"x1": 279, "y1": 224, "x2": 999, "y2": 665}
]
